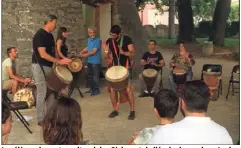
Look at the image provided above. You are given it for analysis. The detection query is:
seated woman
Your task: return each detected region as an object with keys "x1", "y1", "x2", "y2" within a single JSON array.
[
  {"x1": 168, "y1": 42, "x2": 195, "y2": 93},
  {"x1": 43, "y1": 97, "x2": 91, "y2": 144},
  {"x1": 2, "y1": 102, "x2": 13, "y2": 144}
]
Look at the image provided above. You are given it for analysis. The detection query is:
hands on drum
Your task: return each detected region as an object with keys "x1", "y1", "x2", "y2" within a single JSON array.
[{"x1": 58, "y1": 58, "x2": 72, "y2": 65}]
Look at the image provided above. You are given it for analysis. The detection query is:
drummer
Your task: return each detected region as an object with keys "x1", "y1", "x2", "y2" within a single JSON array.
[
  {"x1": 168, "y1": 42, "x2": 195, "y2": 93},
  {"x1": 139, "y1": 40, "x2": 165, "y2": 97},
  {"x1": 32, "y1": 14, "x2": 71, "y2": 126},
  {"x1": 102, "y1": 25, "x2": 136, "y2": 120},
  {"x1": 56, "y1": 27, "x2": 69, "y2": 59},
  {"x1": 2, "y1": 47, "x2": 32, "y2": 95}
]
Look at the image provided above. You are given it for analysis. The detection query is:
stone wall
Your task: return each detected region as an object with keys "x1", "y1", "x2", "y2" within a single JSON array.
[{"x1": 2, "y1": 0, "x2": 87, "y2": 77}]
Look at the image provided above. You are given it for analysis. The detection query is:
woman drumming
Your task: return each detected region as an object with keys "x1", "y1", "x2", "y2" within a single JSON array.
[{"x1": 56, "y1": 27, "x2": 69, "y2": 59}]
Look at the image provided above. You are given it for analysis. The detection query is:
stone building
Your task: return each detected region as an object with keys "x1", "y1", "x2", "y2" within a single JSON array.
[{"x1": 2, "y1": 0, "x2": 148, "y2": 77}]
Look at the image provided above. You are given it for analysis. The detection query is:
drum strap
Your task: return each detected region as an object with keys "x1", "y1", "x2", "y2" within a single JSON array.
[
  {"x1": 111, "y1": 36, "x2": 129, "y2": 69},
  {"x1": 33, "y1": 50, "x2": 46, "y2": 78}
]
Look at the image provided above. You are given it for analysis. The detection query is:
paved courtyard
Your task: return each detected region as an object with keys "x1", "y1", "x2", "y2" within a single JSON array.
[{"x1": 7, "y1": 49, "x2": 240, "y2": 144}]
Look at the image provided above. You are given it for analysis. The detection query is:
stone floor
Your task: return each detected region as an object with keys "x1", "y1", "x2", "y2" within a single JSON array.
[{"x1": 6, "y1": 49, "x2": 240, "y2": 144}]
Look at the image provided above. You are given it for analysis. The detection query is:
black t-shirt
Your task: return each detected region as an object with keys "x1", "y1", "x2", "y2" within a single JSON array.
[
  {"x1": 141, "y1": 51, "x2": 163, "y2": 71},
  {"x1": 32, "y1": 28, "x2": 55, "y2": 67},
  {"x1": 106, "y1": 35, "x2": 133, "y2": 67}
]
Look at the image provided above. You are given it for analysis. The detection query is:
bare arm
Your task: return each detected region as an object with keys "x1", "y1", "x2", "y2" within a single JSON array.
[
  {"x1": 86, "y1": 48, "x2": 98, "y2": 56},
  {"x1": 123, "y1": 44, "x2": 135, "y2": 57},
  {"x1": 140, "y1": 59, "x2": 149, "y2": 66},
  {"x1": 38, "y1": 47, "x2": 59, "y2": 63},
  {"x1": 7, "y1": 67, "x2": 25, "y2": 83},
  {"x1": 56, "y1": 39, "x2": 66, "y2": 59}
]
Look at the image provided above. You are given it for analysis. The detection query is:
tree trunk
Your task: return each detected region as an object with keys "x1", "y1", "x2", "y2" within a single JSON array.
[
  {"x1": 209, "y1": 0, "x2": 231, "y2": 46},
  {"x1": 112, "y1": 0, "x2": 150, "y2": 75},
  {"x1": 177, "y1": 0, "x2": 195, "y2": 43},
  {"x1": 168, "y1": 0, "x2": 175, "y2": 39}
]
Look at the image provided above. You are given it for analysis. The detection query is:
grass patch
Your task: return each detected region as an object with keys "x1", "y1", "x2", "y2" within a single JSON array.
[{"x1": 152, "y1": 37, "x2": 239, "y2": 47}]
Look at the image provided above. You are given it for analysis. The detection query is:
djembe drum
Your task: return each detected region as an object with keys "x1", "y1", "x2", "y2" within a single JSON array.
[
  {"x1": 142, "y1": 69, "x2": 158, "y2": 93},
  {"x1": 46, "y1": 65, "x2": 73, "y2": 92},
  {"x1": 203, "y1": 71, "x2": 221, "y2": 101},
  {"x1": 13, "y1": 88, "x2": 35, "y2": 108},
  {"x1": 105, "y1": 66, "x2": 129, "y2": 104},
  {"x1": 172, "y1": 67, "x2": 187, "y2": 97},
  {"x1": 68, "y1": 58, "x2": 83, "y2": 73}
]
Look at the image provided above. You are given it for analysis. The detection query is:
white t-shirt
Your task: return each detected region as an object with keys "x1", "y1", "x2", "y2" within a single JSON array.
[
  {"x1": 2, "y1": 58, "x2": 13, "y2": 81},
  {"x1": 134, "y1": 125, "x2": 161, "y2": 144},
  {"x1": 148, "y1": 116, "x2": 233, "y2": 144}
]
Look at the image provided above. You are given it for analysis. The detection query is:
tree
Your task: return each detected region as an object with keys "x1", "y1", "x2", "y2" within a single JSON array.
[
  {"x1": 192, "y1": 0, "x2": 216, "y2": 26},
  {"x1": 209, "y1": 0, "x2": 231, "y2": 46},
  {"x1": 177, "y1": 0, "x2": 195, "y2": 43},
  {"x1": 168, "y1": 0, "x2": 175, "y2": 39},
  {"x1": 228, "y1": 5, "x2": 239, "y2": 22}
]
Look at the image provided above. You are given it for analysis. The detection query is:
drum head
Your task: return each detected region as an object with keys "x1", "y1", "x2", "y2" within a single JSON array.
[
  {"x1": 13, "y1": 88, "x2": 33, "y2": 102},
  {"x1": 105, "y1": 66, "x2": 129, "y2": 82},
  {"x1": 55, "y1": 66, "x2": 73, "y2": 83},
  {"x1": 68, "y1": 58, "x2": 83, "y2": 73},
  {"x1": 173, "y1": 67, "x2": 186, "y2": 75},
  {"x1": 142, "y1": 69, "x2": 157, "y2": 78}
]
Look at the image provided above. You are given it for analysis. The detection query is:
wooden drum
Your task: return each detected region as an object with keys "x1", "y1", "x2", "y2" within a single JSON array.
[
  {"x1": 68, "y1": 58, "x2": 83, "y2": 73},
  {"x1": 13, "y1": 88, "x2": 35, "y2": 108},
  {"x1": 142, "y1": 69, "x2": 157, "y2": 90},
  {"x1": 173, "y1": 67, "x2": 187, "y2": 85},
  {"x1": 46, "y1": 65, "x2": 73, "y2": 92},
  {"x1": 105, "y1": 66, "x2": 129, "y2": 91},
  {"x1": 203, "y1": 71, "x2": 221, "y2": 100}
]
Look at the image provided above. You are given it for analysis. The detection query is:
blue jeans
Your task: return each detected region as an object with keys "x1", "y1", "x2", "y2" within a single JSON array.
[
  {"x1": 88, "y1": 63, "x2": 100, "y2": 93},
  {"x1": 168, "y1": 70, "x2": 193, "y2": 93}
]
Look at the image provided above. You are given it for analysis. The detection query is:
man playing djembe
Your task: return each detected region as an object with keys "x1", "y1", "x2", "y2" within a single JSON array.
[
  {"x1": 139, "y1": 40, "x2": 165, "y2": 97},
  {"x1": 102, "y1": 25, "x2": 136, "y2": 120},
  {"x1": 2, "y1": 47, "x2": 32, "y2": 95},
  {"x1": 168, "y1": 42, "x2": 195, "y2": 93}
]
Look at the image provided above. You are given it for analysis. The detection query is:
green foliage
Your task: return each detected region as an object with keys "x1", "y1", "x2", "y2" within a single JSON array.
[
  {"x1": 136, "y1": 0, "x2": 169, "y2": 14},
  {"x1": 192, "y1": 0, "x2": 216, "y2": 25},
  {"x1": 232, "y1": 51, "x2": 240, "y2": 61},
  {"x1": 228, "y1": 5, "x2": 239, "y2": 22}
]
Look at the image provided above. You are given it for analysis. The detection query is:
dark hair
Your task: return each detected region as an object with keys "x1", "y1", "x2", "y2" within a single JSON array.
[
  {"x1": 57, "y1": 27, "x2": 67, "y2": 40},
  {"x1": 149, "y1": 39, "x2": 157, "y2": 45},
  {"x1": 182, "y1": 80, "x2": 210, "y2": 112},
  {"x1": 43, "y1": 97, "x2": 83, "y2": 145},
  {"x1": 110, "y1": 25, "x2": 121, "y2": 34},
  {"x1": 2, "y1": 102, "x2": 11, "y2": 124},
  {"x1": 6, "y1": 47, "x2": 15, "y2": 57},
  {"x1": 154, "y1": 89, "x2": 179, "y2": 119},
  {"x1": 44, "y1": 14, "x2": 58, "y2": 25}
]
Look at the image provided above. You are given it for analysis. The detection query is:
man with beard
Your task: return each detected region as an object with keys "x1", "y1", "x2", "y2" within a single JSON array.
[
  {"x1": 102, "y1": 25, "x2": 136, "y2": 120},
  {"x1": 2, "y1": 47, "x2": 32, "y2": 95}
]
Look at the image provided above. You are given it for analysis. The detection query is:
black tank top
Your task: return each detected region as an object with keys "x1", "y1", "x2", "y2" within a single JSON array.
[{"x1": 57, "y1": 38, "x2": 68, "y2": 57}]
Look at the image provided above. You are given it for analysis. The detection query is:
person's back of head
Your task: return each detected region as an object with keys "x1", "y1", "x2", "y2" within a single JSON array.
[
  {"x1": 182, "y1": 80, "x2": 210, "y2": 114},
  {"x1": 43, "y1": 97, "x2": 83, "y2": 145},
  {"x1": 154, "y1": 89, "x2": 179, "y2": 120}
]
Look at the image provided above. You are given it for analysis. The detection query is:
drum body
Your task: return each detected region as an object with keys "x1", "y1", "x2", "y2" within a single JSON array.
[
  {"x1": 203, "y1": 71, "x2": 221, "y2": 100},
  {"x1": 173, "y1": 67, "x2": 187, "y2": 85},
  {"x1": 142, "y1": 69, "x2": 157, "y2": 89},
  {"x1": 46, "y1": 66, "x2": 73, "y2": 92},
  {"x1": 68, "y1": 58, "x2": 83, "y2": 73},
  {"x1": 105, "y1": 66, "x2": 129, "y2": 91},
  {"x1": 13, "y1": 88, "x2": 35, "y2": 108}
]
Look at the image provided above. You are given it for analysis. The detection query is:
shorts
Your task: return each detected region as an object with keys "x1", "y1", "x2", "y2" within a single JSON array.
[{"x1": 2, "y1": 79, "x2": 15, "y2": 90}]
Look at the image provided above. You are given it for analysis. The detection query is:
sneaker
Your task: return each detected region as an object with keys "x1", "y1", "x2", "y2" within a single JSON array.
[
  {"x1": 108, "y1": 110, "x2": 119, "y2": 118},
  {"x1": 138, "y1": 91, "x2": 149, "y2": 98},
  {"x1": 128, "y1": 111, "x2": 135, "y2": 120},
  {"x1": 85, "y1": 89, "x2": 93, "y2": 93},
  {"x1": 150, "y1": 91, "x2": 156, "y2": 97}
]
